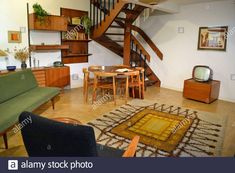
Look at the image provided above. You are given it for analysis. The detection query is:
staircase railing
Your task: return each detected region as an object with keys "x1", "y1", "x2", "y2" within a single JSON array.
[
  {"x1": 130, "y1": 34, "x2": 161, "y2": 86},
  {"x1": 90, "y1": 0, "x2": 120, "y2": 28},
  {"x1": 130, "y1": 36, "x2": 148, "y2": 74}
]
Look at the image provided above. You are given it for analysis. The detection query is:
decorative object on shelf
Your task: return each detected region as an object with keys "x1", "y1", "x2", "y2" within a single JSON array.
[
  {"x1": 67, "y1": 17, "x2": 71, "y2": 25},
  {"x1": 8, "y1": 31, "x2": 22, "y2": 43},
  {"x1": 198, "y1": 26, "x2": 228, "y2": 51},
  {"x1": 21, "y1": 61, "x2": 27, "y2": 69},
  {"x1": 32, "y1": 3, "x2": 49, "y2": 24},
  {"x1": 53, "y1": 61, "x2": 64, "y2": 67},
  {"x1": 81, "y1": 16, "x2": 92, "y2": 34},
  {"x1": 14, "y1": 47, "x2": 30, "y2": 69},
  {"x1": 6, "y1": 66, "x2": 16, "y2": 71},
  {"x1": 71, "y1": 17, "x2": 81, "y2": 25},
  {"x1": 33, "y1": 57, "x2": 36, "y2": 68},
  {"x1": 76, "y1": 33, "x2": 85, "y2": 40}
]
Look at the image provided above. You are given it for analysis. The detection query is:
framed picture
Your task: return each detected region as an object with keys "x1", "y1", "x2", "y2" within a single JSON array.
[
  {"x1": 8, "y1": 31, "x2": 22, "y2": 43},
  {"x1": 198, "y1": 26, "x2": 228, "y2": 51}
]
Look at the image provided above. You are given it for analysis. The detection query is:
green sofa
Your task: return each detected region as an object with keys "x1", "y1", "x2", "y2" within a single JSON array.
[{"x1": 0, "y1": 69, "x2": 60, "y2": 149}]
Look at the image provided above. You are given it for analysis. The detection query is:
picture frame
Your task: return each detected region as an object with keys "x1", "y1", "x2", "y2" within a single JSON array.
[
  {"x1": 197, "y1": 26, "x2": 228, "y2": 51},
  {"x1": 8, "y1": 31, "x2": 22, "y2": 43}
]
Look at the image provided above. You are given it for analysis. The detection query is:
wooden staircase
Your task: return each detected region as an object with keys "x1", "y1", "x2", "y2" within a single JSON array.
[{"x1": 90, "y1": 0, "x2": 163, "y2": 87}]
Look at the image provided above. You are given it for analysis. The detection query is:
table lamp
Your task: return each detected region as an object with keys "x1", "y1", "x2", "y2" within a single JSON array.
[{"x1": 0, "y1": 49, "x2": 8, "y2": 72}]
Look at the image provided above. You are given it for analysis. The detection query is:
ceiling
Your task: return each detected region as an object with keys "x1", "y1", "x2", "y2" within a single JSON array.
[{"x1": 166, "y1": 0, "x2": 224, "y2": 5}]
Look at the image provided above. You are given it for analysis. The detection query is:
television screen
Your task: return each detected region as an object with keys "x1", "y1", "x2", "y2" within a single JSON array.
[{"x1": 193, "y1": 66, "x2": 213, "y2": 82}]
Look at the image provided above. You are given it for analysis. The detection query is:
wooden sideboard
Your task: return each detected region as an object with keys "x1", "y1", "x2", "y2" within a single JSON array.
[
  {"x1": 0, "y1": 66, "x2": 70, "y2": 89},
  {"x1": 183, "y1": 78, "x2": 220, "y2": 104}
]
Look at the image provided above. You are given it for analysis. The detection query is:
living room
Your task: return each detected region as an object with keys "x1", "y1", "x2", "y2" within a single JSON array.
[{"x1": 0, "y1": 0, "x2": 235, "y2": 168}]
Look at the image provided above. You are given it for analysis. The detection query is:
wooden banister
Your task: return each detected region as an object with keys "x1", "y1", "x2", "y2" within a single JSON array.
[
  {"x1": 122, "y1": 135, "x2": 140, "y2": 157},
  {"x1": 131, "y1": 25, "x2": 163, "y2": 60},
  {"x1": 131, "y1": 35, "x2": 150, "y2": 62},
  {"x1": 113, "y1": 20, "x2": 163, "y2": 61}
]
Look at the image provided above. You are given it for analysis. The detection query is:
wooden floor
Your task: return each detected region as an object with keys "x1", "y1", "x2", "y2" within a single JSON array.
[{"x1": 0, "y1": 86, "x2": 235, "y2": 157}]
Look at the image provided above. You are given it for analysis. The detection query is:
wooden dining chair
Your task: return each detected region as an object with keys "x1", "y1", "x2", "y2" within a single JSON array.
[
  {"x1": 92, "y1": 71, "x2": 117, "y2": 105},
  {"x1": 121, "y1": 70, "x2": 141, "y2": 103},
  {"x1": 83, "y1": 68, "x2": 94, "y2": 103},
  {"x1": 135, "y1": 67, "x2": 145, "y2": 99}
]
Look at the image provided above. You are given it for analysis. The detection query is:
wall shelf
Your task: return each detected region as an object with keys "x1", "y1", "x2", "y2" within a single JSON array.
[
  {"x1": 62, "y1": 39, "x2": 92, "y2": 42},
  {"x1": 30, "y1": 45, "x2": 69, "y2": 51},
  {"x1": 28, "y1": 13, "x2": 68, "y2": 31},
  {"x1": 63, "y1": 53, "x2": 92, "y2": 57}
]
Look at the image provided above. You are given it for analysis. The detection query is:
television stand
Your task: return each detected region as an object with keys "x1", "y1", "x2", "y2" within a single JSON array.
[{"x1": 183, "y1": 78, "x2": 220, "y2": 104}]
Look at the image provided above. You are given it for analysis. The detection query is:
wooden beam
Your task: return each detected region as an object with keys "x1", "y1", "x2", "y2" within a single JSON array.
[{"x1": 123, "y1": 22, "x2": 131, "y2": 65}]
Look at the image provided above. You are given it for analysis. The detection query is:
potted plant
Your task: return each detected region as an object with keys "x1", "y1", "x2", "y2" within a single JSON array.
[
  {"x1": 32, "y1": 3, "x2": 49, "y2": 24},
  {"x1": 81, "y1": 16, "x2": 92, "y2": 35},
  {"x1": 14, "y1": 47, "x2": 30, "y2": 69}
]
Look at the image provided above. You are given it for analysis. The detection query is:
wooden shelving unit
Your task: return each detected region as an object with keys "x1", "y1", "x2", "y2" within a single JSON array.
[
  {"x1": 61, "y1": 8, "x2": 92, "y2": 64},
  {"x1": 27, "y1": 4, "x2": 91, "y2": 66},
  {"x1": 27, "y1": 3, "x2": 70, "y2": 66}
]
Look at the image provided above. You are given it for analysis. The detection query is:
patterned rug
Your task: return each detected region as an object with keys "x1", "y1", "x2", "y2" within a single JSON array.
[{"x1": 88, "y1": 100, "x2": 225, "y2": 157}]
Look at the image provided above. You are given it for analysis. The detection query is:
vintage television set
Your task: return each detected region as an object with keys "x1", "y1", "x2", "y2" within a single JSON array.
[{"x1": 192, "y1": 65, "x2": 213, "y2": 82}]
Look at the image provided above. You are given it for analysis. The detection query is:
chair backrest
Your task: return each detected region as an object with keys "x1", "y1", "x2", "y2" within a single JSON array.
[
  {"x1": 122, "y1": 70, "x2": 140, "y2": 81},
  {"x1": 88, "y1": 65, "x2": 102, "y2": 71},
  {"x1": 135, "y1": 67, "x2": 145, "y2": 73},
  {"x1": 113, "y1": 64, "x2": 130, "y2": 68},
  {"x1": 124, "y1": 70, "x2": 140, "y2": 77},
  {"x1": 135, "y1": 67, "x2": 145, "y2": 81},
  {"x1": 19, "y1": 112, "x2": 98, "y2": 157},
  {"x1": 94, "y1": 71, "x2": 117, "y2": 78},
  {"x1": 83, "y1": 68, "x2": 90, "y2": 82}
]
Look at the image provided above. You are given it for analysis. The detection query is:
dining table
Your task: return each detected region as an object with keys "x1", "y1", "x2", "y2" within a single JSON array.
[
  {"x1": 88, "y1": 65, "x2": 137, "y2": 75},
  {"x1": 88, "y1": 65, "x2": 143, "y2": 99}
]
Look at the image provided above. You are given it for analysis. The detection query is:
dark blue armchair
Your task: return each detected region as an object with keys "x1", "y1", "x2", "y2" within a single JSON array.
[{"x1": 19, "y1": 112, "x2": 139, "y2": 157}]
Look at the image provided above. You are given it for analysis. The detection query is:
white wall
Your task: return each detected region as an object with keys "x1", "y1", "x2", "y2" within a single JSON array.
[
  {"x1": 0, "y1": 0, "x2": 122, "y2": 88},
  {"x1": 140, "y1": 0, "x2": 235, "y2": 102}
]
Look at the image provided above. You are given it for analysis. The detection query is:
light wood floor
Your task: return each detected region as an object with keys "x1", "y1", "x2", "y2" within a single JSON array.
[{"x1": 0, "y1": 87, "x2": 235, "y2": 157}]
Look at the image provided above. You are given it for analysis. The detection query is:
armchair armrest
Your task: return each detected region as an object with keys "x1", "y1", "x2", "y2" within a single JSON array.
[{"x1": 122, "y1": 136, "x2": 140, "y2": 157}]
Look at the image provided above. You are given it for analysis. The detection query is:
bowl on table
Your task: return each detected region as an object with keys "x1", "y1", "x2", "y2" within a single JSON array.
[{"x1": 6, "y1": 66, "x2": 16, "y2": 71}]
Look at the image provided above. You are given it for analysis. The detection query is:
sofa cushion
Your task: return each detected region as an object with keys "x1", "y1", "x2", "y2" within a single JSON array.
[
  {"x1": 0, "y1": 87, "x2": 60, "y2": 133},
  {"x1": 0, "y1": 70, "x2": 38, "y2": 104}
]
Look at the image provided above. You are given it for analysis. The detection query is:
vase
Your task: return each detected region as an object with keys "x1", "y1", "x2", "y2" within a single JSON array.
[{"x1": 21, "y1": 61, "x2": 27, "y2": 69}]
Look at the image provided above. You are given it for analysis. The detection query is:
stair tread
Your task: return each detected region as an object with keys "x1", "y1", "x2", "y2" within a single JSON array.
[
  {"x1": 146, "y1": 72, "x2": 153, "y2": 77},
  {"x1": 145, "y1": 80, "x2": 158, "y2": 86},
  {"x1": 110, "y1": 25, "x2": 124, "y2": 28},
  {"x1": 121, "y1": 9, "x2": 139, "y2": 15},
  {"x1": 105, "y1": 33, "x2": 124, "y2": 35}
]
